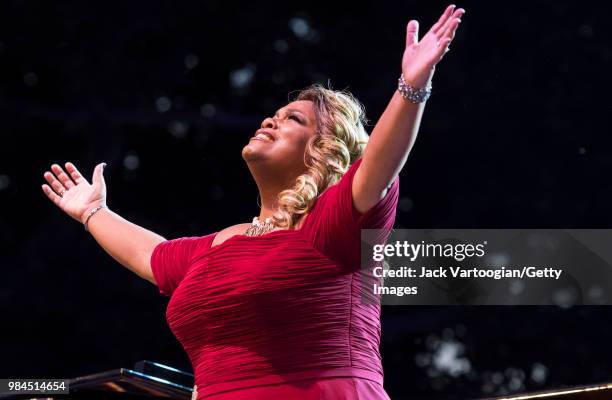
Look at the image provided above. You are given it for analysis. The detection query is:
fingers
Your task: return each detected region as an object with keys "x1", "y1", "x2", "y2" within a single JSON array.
[
  {"x1": 92, "y1": 162, "x2": 107, "y2": 186},
  {"x1": 43, "y1": 170, "x2": 68, "y2": 197},
  {"x1": 65, "y1": 162, "x2": 87, "y2": 184},
  {"x1": 41, "y1": 183, "x2": 62, "y2": 206},
  {"x1": 438, "y1": 8, "x2": 465, "y2": 40},
  {"x1": 431, "y1": 4, "x2": 456, "y2": 35},
  {"x1": 406, "y1": 20, "x2": 419, "y2": 47},
  {"x1": 51, "y1": 163, "x2": 76, "y2": 190},
  {"x1": 439, "y1": 19, "x2": 461, "y2": 48},
  {"x1": 42, "y1": 162, "x2": 82, "y2": 200}
]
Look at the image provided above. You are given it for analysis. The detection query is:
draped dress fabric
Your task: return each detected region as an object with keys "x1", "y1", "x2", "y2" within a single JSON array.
[{"x1": 151, "y1": 158, "x2": 399, "y2": 399}]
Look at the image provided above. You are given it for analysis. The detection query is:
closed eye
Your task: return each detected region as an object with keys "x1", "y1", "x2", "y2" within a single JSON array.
[{"x1": 288, "y1": 115, "x2": 302, "y2": 123}]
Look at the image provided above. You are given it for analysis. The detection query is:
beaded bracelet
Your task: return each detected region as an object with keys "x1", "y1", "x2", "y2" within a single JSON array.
[
  {"x1": 83, "y1": 205, "x2": 107, "y2": 231},
  {"x1": 398, "y1": 74, "x2": 432, "y2": 104}
]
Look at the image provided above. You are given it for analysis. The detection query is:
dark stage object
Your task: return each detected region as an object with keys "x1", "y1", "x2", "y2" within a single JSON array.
[
  {"x1": 0, "y1": 361, "x2": 193, "y2": 399},
  {"x1": 483, "y1": 382, "x2": 612, "y2": 400}
]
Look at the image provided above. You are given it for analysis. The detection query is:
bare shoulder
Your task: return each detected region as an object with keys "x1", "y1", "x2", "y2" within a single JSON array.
[{"x1": 212, "y1": 223, "x2": 252, "y2": 247}]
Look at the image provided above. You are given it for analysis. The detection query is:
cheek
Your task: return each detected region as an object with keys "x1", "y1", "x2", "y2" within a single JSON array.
[
  {"x1": 267, "y1": 139, "x2": 309, "y2": 173},
  {"x1": 276, "y1": 135, "x2": 309, "y2": 157}
]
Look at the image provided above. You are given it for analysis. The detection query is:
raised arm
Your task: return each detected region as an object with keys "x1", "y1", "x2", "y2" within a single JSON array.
[
  {"x1": 41, "y1": 162, "x2": 165, "y2": 284},
  {"x1": 353, "y1": 4, "x2": 465, "y2": 213}
]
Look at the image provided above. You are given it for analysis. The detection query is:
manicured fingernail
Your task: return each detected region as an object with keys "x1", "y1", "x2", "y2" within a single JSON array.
[{"x1": 103, "y1": 163, "x2": 107, "y2": 168}]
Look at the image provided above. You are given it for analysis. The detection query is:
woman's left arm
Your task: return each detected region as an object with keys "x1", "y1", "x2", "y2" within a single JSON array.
[{"x1": 353, "y1": 4, "x2": 465, "y2": 213}]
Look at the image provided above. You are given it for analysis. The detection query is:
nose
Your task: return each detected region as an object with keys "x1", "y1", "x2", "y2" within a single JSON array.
[{"x1": 261, "y1": 116, "x2": 277, "y2": 129}]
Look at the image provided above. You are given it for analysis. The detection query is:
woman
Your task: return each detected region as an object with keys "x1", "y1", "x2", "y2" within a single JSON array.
[{"x1": 41, "y1": 5, "x2": 464, "y2": 399}]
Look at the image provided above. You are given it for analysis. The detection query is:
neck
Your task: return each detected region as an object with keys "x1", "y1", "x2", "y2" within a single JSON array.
[
  {"x1": 248, "y1": 164, "x2": 296, "y2": 222},
  {"x1": 257, "y1": 192, "x2": 278, "y2": 221}
]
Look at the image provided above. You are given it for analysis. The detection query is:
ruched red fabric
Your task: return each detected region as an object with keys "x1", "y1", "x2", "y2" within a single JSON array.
[{"x1": 151, "y1": 158, "x2": 399, "y2": 399}]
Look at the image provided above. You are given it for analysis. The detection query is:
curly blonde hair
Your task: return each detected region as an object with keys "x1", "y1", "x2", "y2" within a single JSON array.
[{"x1": 271, "y1": 84, "x2": 370, "y2": 229}]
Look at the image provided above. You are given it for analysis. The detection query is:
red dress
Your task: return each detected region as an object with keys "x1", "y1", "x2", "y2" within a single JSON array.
[{"x1": 151, "y1": 158, "x2": 399, "y2": 399}]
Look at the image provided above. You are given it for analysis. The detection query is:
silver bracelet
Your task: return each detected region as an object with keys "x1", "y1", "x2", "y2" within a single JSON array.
[
  {"x1": 398, "y1": 74, "x2": 432, "y2": 104},
  {"x1": 84, "y1": 205, "x2": 107, "y2": 231}
]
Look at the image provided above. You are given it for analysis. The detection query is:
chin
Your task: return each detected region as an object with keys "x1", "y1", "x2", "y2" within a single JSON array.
[{"x1": 242, "y1": 143, "x2": 265, "y2": 162}]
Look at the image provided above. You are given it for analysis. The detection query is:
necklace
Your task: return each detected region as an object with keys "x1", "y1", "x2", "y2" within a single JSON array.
[{"x1": 244, "y1": 216, "x2": 276, "y2": 237}]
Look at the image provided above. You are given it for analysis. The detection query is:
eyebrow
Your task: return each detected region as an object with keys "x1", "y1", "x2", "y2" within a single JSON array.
[{"x1": 274, "y1": 108, "x2": 309, "y2": 122}]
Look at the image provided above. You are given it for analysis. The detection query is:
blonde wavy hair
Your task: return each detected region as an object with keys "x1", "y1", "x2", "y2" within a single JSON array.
[{"x1": 271, "y1": 84, "x2": 370, "y2": 229}]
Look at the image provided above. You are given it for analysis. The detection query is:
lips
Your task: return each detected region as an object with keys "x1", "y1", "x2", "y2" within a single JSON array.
[{"x1": 251, "y1": 130, "x2": 275, "y2": 142}]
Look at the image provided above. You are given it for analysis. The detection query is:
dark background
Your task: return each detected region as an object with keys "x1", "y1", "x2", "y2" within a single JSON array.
[{"x1": 1, "y1": 1, "x2": 611, "y2": 399}]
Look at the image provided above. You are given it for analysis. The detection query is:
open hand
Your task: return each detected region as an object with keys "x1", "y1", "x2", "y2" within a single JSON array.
[
  {"x1": 41, "y1": 162, "x2": 107, "y2": 224},
  {"x1": 402, "y1": 4, "x2": 465, "y2": 87}
]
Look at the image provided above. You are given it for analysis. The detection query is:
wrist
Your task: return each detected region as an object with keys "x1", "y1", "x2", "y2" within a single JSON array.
[
  {"x1": 402, "y1": 66, "x2": 435, "y2": 89},
  {"x1": 398, "y1": 74, "x2": 432, "y2": 104},
  {"x1": 81, "y1": 204, "x2": 108, "y2": 230}
]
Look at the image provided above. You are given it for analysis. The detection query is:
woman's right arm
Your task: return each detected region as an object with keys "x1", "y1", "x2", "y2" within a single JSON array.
[
  {"x1": 84, "y1": 207, "x2": 165, "y2": 284},
  {"x1": 41, "y1": 161, "x2": 165, "y2": 284}
]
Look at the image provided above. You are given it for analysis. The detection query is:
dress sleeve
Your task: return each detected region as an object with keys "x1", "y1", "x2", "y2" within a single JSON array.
[
  {"x1": 150, "y1": 233, "x2": 216, "y2": 296},
  {"x1": 303, "y1": 158, "x2": 400, "y2": 269}
]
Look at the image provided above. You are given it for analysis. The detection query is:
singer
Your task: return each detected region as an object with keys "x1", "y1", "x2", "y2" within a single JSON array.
[{"x1": 41, "y1": 5, "x2": 464, "y2": 399}]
